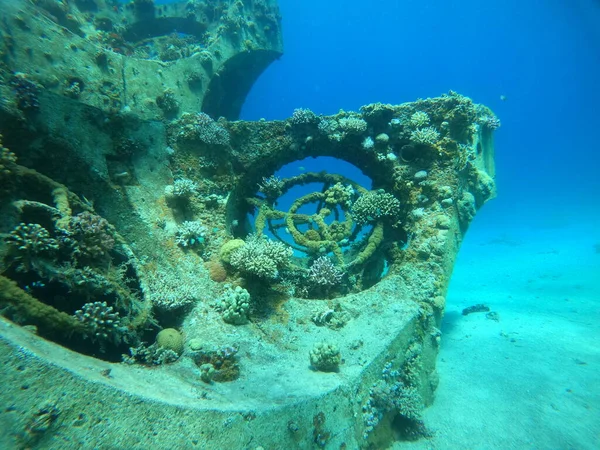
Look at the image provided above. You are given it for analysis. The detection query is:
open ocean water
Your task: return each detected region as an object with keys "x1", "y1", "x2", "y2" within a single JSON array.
[{"x1": 242, "y1": 1, "x2": 600, "y2": 448}]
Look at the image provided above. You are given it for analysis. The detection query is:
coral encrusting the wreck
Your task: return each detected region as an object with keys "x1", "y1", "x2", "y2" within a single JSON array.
[
  {"x1": 0, "y1": 85, "x2": 498, "y2": 447},
  {"x1": 0, "y1": 138, "x2": 152, "y2": 359},
  {"x1": 197, "y1": 92, "x2": 498, "y2": 309}
]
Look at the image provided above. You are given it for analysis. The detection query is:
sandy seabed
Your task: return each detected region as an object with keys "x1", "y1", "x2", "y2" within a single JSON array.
[{"x1": 397, "y1": 208, "x2": 600, "y2": 450}]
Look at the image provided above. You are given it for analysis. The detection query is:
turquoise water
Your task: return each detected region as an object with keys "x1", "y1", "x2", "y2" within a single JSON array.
[
  {"x1": 244, "y1": 0, "x2": 600, "y2": 222},
  {"x1": 241, "y1": 1, "x2": 600, "y2": 447}
]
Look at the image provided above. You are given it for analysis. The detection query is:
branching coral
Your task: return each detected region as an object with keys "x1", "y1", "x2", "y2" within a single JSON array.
[
  {"x1": 68, "y1": 211, "x2": 116, "y2": 261},
  {"x1": 351, "y1": 190, "x2": 401, "y2": 225},
  {"x1": 123, "y1": 342, "x2": 179, "y2": 366},
  {"x1": 176, "y1": 112, "x2": 230, "y2": 145},
  {"x1": 410, "y1": 127, "x2": 440, "y2": 146},
  {"x1": 338, "y1": 117, "x2": 367, "y2": 134},
  {"x1": 165, "y1": 178, "x2": 198, "y2": 198},
  {"x1": 317, "y1": 115, "x2": 367, "y2": 141},
  {"x1": 290, "y1": 108, "x2": 318, "y2": 125},
  {"x1": 308, "y1": 256, "x2": 344, "y2": 288},
  {"x1": 229, "y1": 234, "x2": 292, "y2": 280},
  {"x1": 175, "y1": 220, "x2": 207, "y2": 248},
  {"x1": 477, "y1": 114, "x2": 501, "y2": 130},
  {"x1": 74, "y1": 301, "x2": 124, "y2": 343},
  {"x1": 144, "y1": 266, "x2": 201, "y2": 310},
  {"x1": 409, "y1": 111, "x2": 430, "y2": 128},
  {"x1": 5, "y1": 223, "x2": 59, "y2": 271}
]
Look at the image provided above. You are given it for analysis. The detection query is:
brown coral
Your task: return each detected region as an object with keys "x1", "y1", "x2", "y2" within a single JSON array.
[{"x1": 207, "y1": 259, "x2": 228, "y2": 282}]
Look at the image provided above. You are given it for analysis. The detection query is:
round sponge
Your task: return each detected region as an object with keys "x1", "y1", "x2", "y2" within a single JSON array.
[{"x1": 156, "y1": 328, "x2": 184, "y2": 355}]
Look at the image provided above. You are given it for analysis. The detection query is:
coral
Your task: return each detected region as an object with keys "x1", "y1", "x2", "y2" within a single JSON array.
[
  {"x1": 258, "y1": 175, "x2": 284, "y2": 200},
  {"x1": 478, "y1": 114, "x2": 501, "y2": 130},
  {"x1": 123, "y1": 343, "x2": 179, "y2": 366},
  {"x1": 362, "y1": 136, "x2": 375, "y2": 150},
  {"x1": 316, "y1": 115, "x2": 367, "y2": 140},
  {"x1": 311, "y1": 306, "x2": 350, "y2": 330},
  {"x1": 156, "y1": 89, "x2": 179, "y2": 115},
  {"x1": 457, "y1": 191, "x2": 476, "y2": 226},
  {"x1": 206, "y1": 259, "x2": 228, "y2": 282},
  {"x1": 290, "y1": 108, "x2": 318, "y2": 125},
  {"x1": 199, "y1": 363, "x2": 216, "y2": 383},
  {"x1": 156, "y1": 328, "x2": 184, "y2": 355},
  {"x1": 175, "y1": 220, "x2": 207, "y2": 248},
  {"x1": 318, "y1": 118, "x2": 341, "y2": 138},
  {"x1": 216, "y1": 285, "x2": 251, "y2": 325},
  {"x1": 69, "y1": 212, "x2": 116, "y2": 261},
  {"x1": 60, "y1": 265, "x2": 114, "y2": 295},
  {"x1": 323, "y1": 182, "x2": 354, "y2": 208},
  {"x1": 375, "y1": 133, "x2": 389, "y2": 145},
  {"x1": 308, "y1": 257, "x2": 344, "y2": 287},
  {"x1": 0, "y1": 159, "x2": 151, "y2": 357},
  {"x1": 64, "y1": 80, "x2": 82, "y2": 99},
  {"x1": 309, "y1": 342, "x2": 341, "y2": 372},
  {"x1": 165, "y1": 178, "x2": 198, "y2": 198},
  {"x1": 192, "y1": 345, "x2": 240, "y2": 382},
  {"x1": 414, "y1": 170, "x2": 427, "y2": 181},
  {"x1": 362, "y1": 362, "x2": 425, "y2": 439},
  {"x1": 144, "y1": 266, "x2": 201, "y2": 310},
  {"x1": 409, "y1": 111, "x2": 430, "y2": 128},
  {"x1": 410, "y1": 127, "x2": 440, "y2": 145},
  {"x1": 219, "y1": 239, "x2": 246, "y2": 264},
  {"x1": 74, "y1": 301, "x2": 124, "y2": 343},
  {"x1": 176, "y1": 112, "x2": 230, "y2": 146},
  {"x1": 338, "y1": 117, "x2": 367, "y2": 134},
  {"x1": 389, "y1": 118, "x2": 402, "y2": 128},
  {"x1": 244, "y1": 170, "x2": 394, "y2": 288},
  {"x1": 359, "y1": 102, "x2": 396, "y2": 122},
  {"x1": 351, "y1": 190, "x2": 401, "y2": 225},
  {"x1": 229, "y1": 234, "x2": 292, "y2": 280},
  {"x1": 5, "y1": 223, "x2": 59, "y2": 271}
]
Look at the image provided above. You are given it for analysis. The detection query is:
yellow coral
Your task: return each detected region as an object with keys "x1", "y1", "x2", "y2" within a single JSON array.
[{"x1": 219, "y1": 239, "x2": 245, "y2": 264}]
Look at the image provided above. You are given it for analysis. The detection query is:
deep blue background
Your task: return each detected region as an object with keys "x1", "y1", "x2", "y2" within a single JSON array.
[{"x1": 242, "y1": 0, "x2": 600, "y2": 229}]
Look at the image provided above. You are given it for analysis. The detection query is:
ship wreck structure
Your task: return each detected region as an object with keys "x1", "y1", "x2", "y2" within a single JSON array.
[{"x1": 0, "y1": 0, "x2": 498, "y2": 448}]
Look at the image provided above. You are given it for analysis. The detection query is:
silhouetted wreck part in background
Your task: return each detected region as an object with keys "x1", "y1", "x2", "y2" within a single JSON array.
[{"x1": 0, "y1": 1, "x2": 499, "y2": 448}]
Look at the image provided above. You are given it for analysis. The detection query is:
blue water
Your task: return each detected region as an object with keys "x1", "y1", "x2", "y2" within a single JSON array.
[
  {"x1": 242, "y1": 5, "x2": 600, "y2": 445},
  {"x1": 243, "y1": 0, "x2": 600, "y2": 229}
]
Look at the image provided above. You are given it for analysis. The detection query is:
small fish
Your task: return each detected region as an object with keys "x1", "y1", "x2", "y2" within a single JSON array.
[
  {"x1": 298, "y1": 166, "x2": 305, "y2": 171},
  {"x1": 80, "y1": 194, "x2": 94, "y2": 208},
  {"x1": 500, "y1": 94, "x2": 507, "y2": 101}
]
